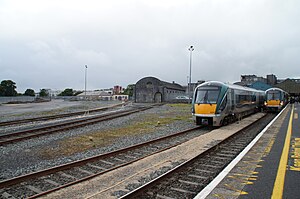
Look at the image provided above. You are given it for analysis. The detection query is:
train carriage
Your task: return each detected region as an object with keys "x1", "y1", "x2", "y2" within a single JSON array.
[
  {"x1": 192, "y1": 81, "x2": 265, "y2": 126},
  {"x1": 265, "y1": 88, "x2": 289, "y2": 112}
]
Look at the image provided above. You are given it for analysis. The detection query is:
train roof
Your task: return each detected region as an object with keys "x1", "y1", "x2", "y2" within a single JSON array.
[
  {"x1": 265, "y1": 87, "x2": 288, "y2": 93},
  {"x1": 196, "y1": 81, "x2": 265, "y2": 93}
]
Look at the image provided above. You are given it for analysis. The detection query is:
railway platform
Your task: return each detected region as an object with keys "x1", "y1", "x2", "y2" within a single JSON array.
[{"x1": 204, "y1": 103, "x2": 300, "y2": 199}]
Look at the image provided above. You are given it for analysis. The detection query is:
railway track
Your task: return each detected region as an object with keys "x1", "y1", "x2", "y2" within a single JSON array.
[
  {"x1": 0, "y1": 102, "x2": 127, "y2": 127},
  {"x1": 0, "y1": 126, "x2": 208, "y2": 199},
  {"x1": 120, "y1": 113, "x2": 276, "y2": 198},
  {"x1": 0, "y1": 106, "x2": 153, "y2": 146}
]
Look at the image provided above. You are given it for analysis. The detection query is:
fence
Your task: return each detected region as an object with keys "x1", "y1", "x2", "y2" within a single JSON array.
[{"x1": 0, "y1": 96, "x2": 35, "y2": 104}]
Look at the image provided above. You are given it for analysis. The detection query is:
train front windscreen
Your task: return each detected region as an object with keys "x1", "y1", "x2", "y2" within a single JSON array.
[
  {"x1": 194, "y1": 86, "x2": 221, "y2": 115},
  {"x1": 195, "y1": 86, "x2": 220, "y2": 104},
  {"x1": 267, "y1": 91, "x2": 281, "y2": 100}
]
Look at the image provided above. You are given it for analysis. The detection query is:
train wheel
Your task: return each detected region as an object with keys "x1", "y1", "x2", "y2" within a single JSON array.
[{"x1": 221, "y1": 119, "x2": 227, "y2": 126}]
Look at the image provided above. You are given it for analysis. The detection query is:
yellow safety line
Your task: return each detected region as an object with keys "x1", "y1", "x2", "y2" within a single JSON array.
[{"x1": 271, "y1": 104, "x2": 294, "y2": 199}]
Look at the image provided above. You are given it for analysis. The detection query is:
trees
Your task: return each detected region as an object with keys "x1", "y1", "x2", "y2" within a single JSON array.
[
  {"x1": 24, "y1": 89, "x2": 35, "y2": 96},
  {"x1": 58, "y1": 88, "x2": 74, "y2": 96},
  {"x1": 0, "y1": 80, "x2": 18, "y2": 96},
  {"x1": 39, "y1": 89, "x2": 49, "y2": 97},
  {"x1": 123, "y1": 84, "x2": 134, "y2": 97}
]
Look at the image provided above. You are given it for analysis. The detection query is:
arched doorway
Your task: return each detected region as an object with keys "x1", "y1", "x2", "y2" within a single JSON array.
[{"x1": 154, "y1": 92, "x2": 162, "y2": 103}]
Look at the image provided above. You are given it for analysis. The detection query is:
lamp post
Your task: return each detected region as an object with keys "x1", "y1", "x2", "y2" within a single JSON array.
[
  {"x1": 188, "y1": 46, "x2": 194, "y2": 103},
  {"x1": 84, "y1": 65, "x2": 88, "y2": 101}
]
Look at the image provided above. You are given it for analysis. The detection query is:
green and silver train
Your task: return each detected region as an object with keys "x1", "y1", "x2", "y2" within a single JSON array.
[{"x1": 192, "y1": 81, "x2": 265, "y2": 126}]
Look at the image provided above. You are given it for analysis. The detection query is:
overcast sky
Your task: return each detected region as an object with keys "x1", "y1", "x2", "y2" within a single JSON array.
[{"x1": 1, "y1": 0, "x2": 299, "y2": 92}]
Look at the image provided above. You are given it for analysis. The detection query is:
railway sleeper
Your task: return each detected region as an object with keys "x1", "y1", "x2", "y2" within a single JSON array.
[
  {"x1": 212, "y1": 156, "x2": 232, "y2": 161},
  {"x1": 221, "y1": 149, "x2": 241, "y2": 154},
  {"x1": 209, "y1": 160, "x2": 229, "y2": 165},
  {"x1": 43, "y1": 178, "x2": 61, "y2": 186},
  {"x1": 123, "y1": 154, "x2": 136, "y2": 159},
  {"x1": 98, "y1": 159, "x2": 115, "y2": 166},
  {"x1": 58, "y1": 171, "x2": 78, "y2": 180},
  {"x1": 156, "y1": 193, "x2": 176, "y2": 199},
  {"x1": 75, "y1": 167, "x2": 95, "y2": 175},
  {"x1": 86, "y1": 163, "x2": 107, "y2": 170},
  {"x1": 188, "y1": 174, "x2": 207, "y2": 180},
  {"x1": 194, "y1": 169, "x2": 214, "y2": 174},
  {"x1": 170, "y1": 187, "x2": 197, "y2": 194},
  {"x1": 163, "y1": 188, "x2": 195, "y2": 199},
  {"x1": 113, "y1": 157, "x2": 127, "y2": 163},
  {"x1": 1, "y1": 191, "x2": 16, "y2": 199},
  {"x1": 195, "y1": 164, "x2": 219, "y2": 170},
  {"x1": 216, "y1": 152, "x2": 236, "y2": 157},
  {"x1": 178, "y1": 179, "x2": 204, "y2": 187}
]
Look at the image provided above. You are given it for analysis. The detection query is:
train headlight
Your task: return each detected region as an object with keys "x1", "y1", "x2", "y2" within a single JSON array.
[
  {"x1": 280, "y1": 101, "x2": 283, "y2": 106},
  {"x1": 264, "y1": 101, "x2": 267, "y2": 106}
]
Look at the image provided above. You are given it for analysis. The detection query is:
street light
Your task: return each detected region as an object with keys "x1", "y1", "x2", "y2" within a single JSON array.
[
  {"x1": 84, "y1": 65, "x2": 88, "y2": 101},
  {"x1": 188, "y1": 46, "x2": 194, "y2": 103}
]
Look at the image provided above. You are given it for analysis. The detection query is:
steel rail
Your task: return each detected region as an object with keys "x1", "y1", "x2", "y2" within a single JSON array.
[
  {"x1": 0, "y1": 106, "x2": 152, "y2": 146},
  {"x1": 0, "y1": 102, "x2": 128, "y2": 127},
  {"x1": 120, "y1": 113, "x2": 275, "y2": 198},
  {"x1": 0, "y1": 126, "x2": 204, "y2": 199}
]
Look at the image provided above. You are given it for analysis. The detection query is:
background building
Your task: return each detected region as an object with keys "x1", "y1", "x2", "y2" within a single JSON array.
[
  {"x1": 134, "y1": 76, "x2": 185, "y2": 103},
  {"x1": 235, "y1": 74, "x2": 276, "y2": 91},
  {"x1": 275, "y1": 79, "x2": 300, "y2": 97}
]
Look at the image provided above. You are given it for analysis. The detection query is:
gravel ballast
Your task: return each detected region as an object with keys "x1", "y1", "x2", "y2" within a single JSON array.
[{"x1": 0, "y1": 102, "x2": 195, "y2": 181}]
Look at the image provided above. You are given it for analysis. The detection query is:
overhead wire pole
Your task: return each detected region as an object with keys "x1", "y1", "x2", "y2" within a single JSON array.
[
  {"x1": 84, "y1": 64, "x2": 89, "y2": 115},
  {"x1": 85, "y1": 65, "x2": 88, "y2": 101},
  {"x1": 188, "y1": 46, "x2": 194, "y2": 103}
]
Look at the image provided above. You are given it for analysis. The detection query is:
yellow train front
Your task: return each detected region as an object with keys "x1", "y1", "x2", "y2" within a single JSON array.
[
  {"x1": 192, "y1": 81, "x2": 265, "y2": 126},
  {"x1": 265, "y1": 88, "x2": 288, "y2": 112}
]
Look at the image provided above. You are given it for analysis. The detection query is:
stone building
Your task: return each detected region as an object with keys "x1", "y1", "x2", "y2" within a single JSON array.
[
  {"x1": 239, "y1": 74, "x2": 277, "y2": 86},
  {"x1": 134, "y1": 76, "x2": 185, "y2": 103}
]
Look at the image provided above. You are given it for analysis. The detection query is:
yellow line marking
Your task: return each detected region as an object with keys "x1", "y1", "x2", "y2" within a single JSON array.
[
  {"x1": 290, "y1": 166, "x2": 300, "y2": 171},
  {"x1": 290, "y1": 138, "x2": 300, "y2": 170},
  {"x1": 224, "y1": 184, "x2": 248, "y2": 195},
  {"x1": 271, "y1": 104, "x2": 294, "y2": 199}
]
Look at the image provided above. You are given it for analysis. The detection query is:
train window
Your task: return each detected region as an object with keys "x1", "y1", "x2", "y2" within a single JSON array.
[
  {"x1": 236, "y1": 94, "x2": 252, "y2": 105},
  {"x1": 195, "y1": 86, "x2": 220, "y2": 104},
  {"x1": 267, "y1": 91, "x2": 280, "y2": 100},
  {"x1": 219, "y1": 95, "x2": 227, "y2": 111}
]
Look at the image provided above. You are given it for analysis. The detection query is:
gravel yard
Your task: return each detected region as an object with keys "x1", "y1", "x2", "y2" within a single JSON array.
[
  {"x1": 0, "y1": 99, "x2": 120, "y2": 122},
  {"x1": 0, "y1": 102, "x2": 195, "y2": 181}
]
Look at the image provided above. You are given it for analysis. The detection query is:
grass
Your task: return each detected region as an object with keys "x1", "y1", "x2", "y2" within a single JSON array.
[{"x1": 39, "y1": 103, "x2": 192, "y2": 158}]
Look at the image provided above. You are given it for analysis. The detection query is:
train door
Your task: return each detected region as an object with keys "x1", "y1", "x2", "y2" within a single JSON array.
[{"x1": 228, "y1": 89, "x2": 235, "y2": 112}]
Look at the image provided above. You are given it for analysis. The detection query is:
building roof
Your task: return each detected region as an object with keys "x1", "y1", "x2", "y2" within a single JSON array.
[
  {"x1": 248, "y1": 81, "x2": 272, "y2": 91},
  {"x1": 160, "y1": 80, "x2": 185, "y2": 91},
  {"x1": 275, "y1": 79, "x2": 300, "y2": 94},
  {"x1": 136, "y1": 76, "x2": 185, "y2": 91}
]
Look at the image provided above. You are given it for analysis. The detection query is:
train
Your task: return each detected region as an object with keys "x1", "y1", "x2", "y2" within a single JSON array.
[
  {"x1": 192, "y1": 81, "x2": 265, "y2": 126},
  {"x1": 264, "y1": 87, "x2": 289, "y2": 112}
]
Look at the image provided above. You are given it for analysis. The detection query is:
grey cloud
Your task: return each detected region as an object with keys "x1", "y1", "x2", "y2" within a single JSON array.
[{"x1": 0, "y1": 0, "x2": 300, "y2": 93}]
